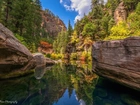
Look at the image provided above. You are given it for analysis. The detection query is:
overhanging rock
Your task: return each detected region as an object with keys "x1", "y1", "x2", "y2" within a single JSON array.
[
  {"x1": 0, "y1": 23, "x2": 36, "y2": 74},
  {"x1": 92, "y1": 37, "x2": 140, "y2": 91}
]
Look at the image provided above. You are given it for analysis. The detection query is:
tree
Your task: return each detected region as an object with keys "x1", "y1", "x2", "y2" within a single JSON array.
[
  {"x1": 82, "y1": 22, "x2": 96, "y2": 40},
  {"x1": 0, "y1": 0, "x2": 13, "y2": 27},
  {"x1": 136, "y1": 2, "x2": 140, "y2": 15},
  {"x1": 0, "y1": 0, "x2": 42, "y2": 52},
  {"x1": 106, "y1": 0, "x2": 120, "y2": 16},
  {"x1": 127, "y1": 3, "x2": 140, "y2": 36},
  {"x1": 67, "y1": 20, "x2": 73, "y2": 40},
  {"x1": 123, "y1": 0, "x2": 139, "y2": 12},
  {"x1": 53, "y1": 31, "x2": 68, "y2": 54},
  {"x1": 0, "y1": 0, "x2": 3, "y2": 22}
]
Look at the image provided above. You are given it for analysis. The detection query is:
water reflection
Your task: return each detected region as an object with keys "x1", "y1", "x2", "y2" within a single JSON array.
[
  {"x1": 53, "y1": 89, "x2": 79, "y2": 105},
  {"x1": 93, "y1": 78, "x2": 140, "y2": 105},
  {"x1": 0, "y1": 62, "x2": 140, "y2": 105},
  {"x1": 34, "y1": 65, "x2": 52, "y2": 79}
]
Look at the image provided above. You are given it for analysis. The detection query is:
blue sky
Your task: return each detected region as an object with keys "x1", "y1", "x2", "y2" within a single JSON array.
[
  {"x1": 40, "y1": 0, "x2": 92, "y2": 28},
  {"x1": 40, "y1": 0, "x2": 77, "y2": 28}
]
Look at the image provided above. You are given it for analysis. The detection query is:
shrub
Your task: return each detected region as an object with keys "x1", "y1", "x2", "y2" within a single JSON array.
[
  {"x1": 105, "y1": 21, "x2": 131, "y2": 40},
  {"x1": 70, "y1": 53, "x2": 78, "y2": 60}
]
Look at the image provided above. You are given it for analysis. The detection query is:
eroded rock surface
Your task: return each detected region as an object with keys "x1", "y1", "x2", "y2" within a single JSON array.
[
  {"x1": 92, "y1": 37, "x2": 140, "y2": 91},
  {"x1": 0, "y1": 23, "x2": 36, "y2": 74},
  {"x1": 114, "y1": 2, "x2": 127, "y2": 24}
]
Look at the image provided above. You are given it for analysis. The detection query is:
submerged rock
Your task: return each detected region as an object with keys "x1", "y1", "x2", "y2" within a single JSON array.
[
  {"x1": 0, "y1": 23, "x2": 36, "y2": 77},
  {"x1": 92, "y1": 37, "x2": 140, "y2": 91}
]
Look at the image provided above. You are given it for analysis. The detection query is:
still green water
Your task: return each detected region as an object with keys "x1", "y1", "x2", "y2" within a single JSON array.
[{"x1": 0, "y1": 62, "x2": 140, "y2": 105}]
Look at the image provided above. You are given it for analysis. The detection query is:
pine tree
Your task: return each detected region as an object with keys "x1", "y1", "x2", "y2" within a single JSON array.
[
  {"x1": 0, "y1": 0, "x2": 13, "y2": 27},
  {"x1": 67, "y1": 20, "x2": 73, "y2": 40},
  {"x1": 123, "y1": 0, "x2": 139, "y2": 12},
  {"x1": 0, "y1": 0, "x2": 3, "y2": 22}
]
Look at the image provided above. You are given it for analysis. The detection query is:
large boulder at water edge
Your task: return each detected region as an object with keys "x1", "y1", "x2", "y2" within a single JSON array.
[
  {"x1": 92, "y1": 37, "x2": 140, "y2": 91},
  {"x1": 0, "y1": 23, "x2": 36, "y2": 78},
  {"x1": 33, "y1": 53, "x2": 55, "y2": 66}
]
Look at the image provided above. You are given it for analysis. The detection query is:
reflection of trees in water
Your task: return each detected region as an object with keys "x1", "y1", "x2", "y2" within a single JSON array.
[
  {"x1": 0, "y1": 62, "x2": 98, "y2": 105},
  {"x1": 47, "y1": 62, "x2": 98, "y2": 105}
]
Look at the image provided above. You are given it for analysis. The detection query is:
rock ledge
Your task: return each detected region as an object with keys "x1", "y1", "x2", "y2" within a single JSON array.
[{"x1": 92, "y1": 37, "x2": 140, "y2": 91}]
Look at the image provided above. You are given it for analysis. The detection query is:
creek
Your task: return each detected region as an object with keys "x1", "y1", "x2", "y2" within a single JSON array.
[{"x1": 0, "y1": 61, "x2": 139, "y2": 105}]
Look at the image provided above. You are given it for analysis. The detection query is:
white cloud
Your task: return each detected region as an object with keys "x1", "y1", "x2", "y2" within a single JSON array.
[
  {"x1": 60, "y1": 0, "x2": 108, "y2": 23},
  {"x1": 60, "y1": 0, "x2": 92, "y2": 23},
  {"x1": 60, "y1": 0, "x2": 63, "y2": 3},
  {"x1": 64, "y1": 4, "x2": 72, "y2": 11}
]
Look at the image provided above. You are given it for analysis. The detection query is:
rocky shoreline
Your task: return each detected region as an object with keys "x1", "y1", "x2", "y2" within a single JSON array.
[
  {"x1": 92, "y1": 37, "x2": 140, "y2": 91},
  {"x1": 0, "y1": 23, "x2": 55, "y2": 79}
]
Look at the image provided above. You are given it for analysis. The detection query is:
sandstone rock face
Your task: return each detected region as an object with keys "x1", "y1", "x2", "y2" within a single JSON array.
[
  {"x1": 114, "y1": 2, "x2": 127, "y2": 24},
  {"x1": 92, "y1": 37, "x2": 140, "y2": 91},
  {"x1": 41, "y1": 10, "x2": 67, "y2": 37},
  {"x1": 0, "y1": 23, "x2": 35, "y2": 73}
]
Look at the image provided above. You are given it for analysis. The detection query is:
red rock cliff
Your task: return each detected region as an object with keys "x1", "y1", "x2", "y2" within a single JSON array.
[{"x1": 41, "y1": 10, "x2": 67, "y2": 37}]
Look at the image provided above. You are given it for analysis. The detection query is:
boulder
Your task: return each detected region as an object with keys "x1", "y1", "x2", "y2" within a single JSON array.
[
  {"x1": 33, "y1": 53, "x2": 46, "y2": 66},
  {"x1": 0, "y1": 23, "x2": 36, "y2": 74},
  {"x1": 92, "y1": 37, "x2": 140, "y2": 91},
  {"x1": 33, "y1": 53, "x2": 55, "y2": 66}
]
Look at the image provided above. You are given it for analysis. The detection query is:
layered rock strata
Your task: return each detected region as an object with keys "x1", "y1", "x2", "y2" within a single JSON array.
[{"x1": 92, "y1": 37, "x2": 140, "y2": 91}]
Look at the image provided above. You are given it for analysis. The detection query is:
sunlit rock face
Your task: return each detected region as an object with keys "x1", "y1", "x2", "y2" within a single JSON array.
[
  {"x1": 92, "y1": 37, "x2": 140, "y2": 91},
  {"x1": 41, "y1": 10, "x2": 67, "y2": 37},
  {"x1": 114, "y1": 2, "x2": 127, "y2": 24},
  {"x1": 0, "y1": 23, "x2": 36, "y2": 74}
]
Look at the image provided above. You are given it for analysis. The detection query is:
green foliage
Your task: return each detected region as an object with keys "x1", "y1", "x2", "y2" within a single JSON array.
[
  {"x1": 45, "y1": 53, "x2": 51, "y2": 58},
  {"x1": 50, "y1": 53, "x2": 63, "y2": 60},
  {"x1": 123, "y1": 0, "x2": 139, "y2": 11},
  {"x1": 81, "y1": 52, "x2": 92, "y2": 61},
  {"x1": 15, "y1": 34, "x2": 28, "y2": 47},
  {"x1": 106, "y1": 0, "x2": 120, "y2": 16},
  {"x1": 82, "y1": 22, "x2": 96, "y2": 38},
  {"x1": 70, "y1": 53, "x2": 78, "y2": 60},
  {"x1": 53, "y1": 31, "x2": 68, "y2": 54},
  {"x1": 0, "y1": 0, "x2": 42, "y2": 52},
  {"x1": 105, "y1": 21, "x2": 131, "y2": 40},
  {"x1": 70, "y1": 30, "x2": 79, "y2": 43},
  {"x1": 127, "y1": 3, "x2": 140, "y2": 36},
  {"x1": 108, "y1": 18, "x2": 115, "y2": 32},
  {"x1": 67, "y1": 20, "x2": 73, "y2": 39},
  {"x1": 136, "y1": 2, "x2": 140, "y2": 15}
]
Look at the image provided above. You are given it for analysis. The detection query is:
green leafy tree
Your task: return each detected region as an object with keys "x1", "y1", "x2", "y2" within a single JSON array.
[
  {"x1": 123, "y1": 0, "x2": 139, "y2": 12},
  {"x1": 0, "y1": 0, "x2": 3, "y2": 22},
  {"x1": 106, "y1": 0, "x2": 120, "y2": 16},
  {"x1": 82, "y1": 22, "x2": 96, "y2": 39},
  {"x1": 127, "y1": 2, "x2": 140, "y2": 36},
  {"x1": 0, "y1": 0, "x2": 42, "y2": 52},
  {"x1": 136, "y1": 2, "x2": 140, "y2": 15},
  {"x1": 0, "y1": 0, "x2": 13, "y2": 27},
  {"x1": 53, "y1": 31, "x2": 68, "y2": 54},
  {"x1": 67, "y1": 20, "x2": 73, "y2": 38}
]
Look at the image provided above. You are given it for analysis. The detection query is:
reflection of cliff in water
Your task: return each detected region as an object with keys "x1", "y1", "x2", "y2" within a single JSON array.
[
  {"x1": 93, "y1": 78, "x2": 140, "y2": 105},
  {"x1": 0, "y1": 62, "x2": 140, "y2": 105}
]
